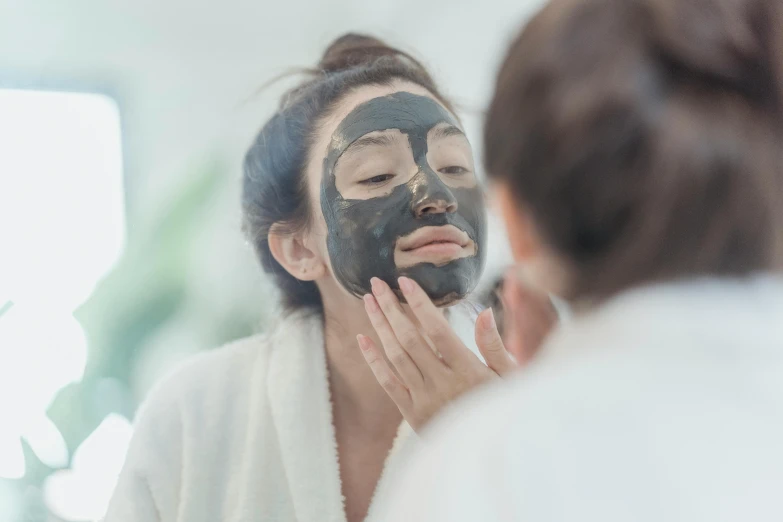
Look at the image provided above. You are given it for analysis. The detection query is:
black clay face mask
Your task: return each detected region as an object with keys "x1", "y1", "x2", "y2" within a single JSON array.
[{"x1": 320, "y1": 91, "x2": 487, "y2": 305}]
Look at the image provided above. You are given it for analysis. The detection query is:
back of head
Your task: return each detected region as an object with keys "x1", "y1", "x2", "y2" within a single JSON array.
[
  {"x1": 242, "y1": 33, "x2": 453, "y2": 312},
  {"x1": 485, "y1": 0, "x2": 783, "y2": 300}
]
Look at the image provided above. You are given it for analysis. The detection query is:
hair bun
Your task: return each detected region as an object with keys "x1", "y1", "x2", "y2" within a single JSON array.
[{"x1": 318, "y1": 33, "x2": 412, "y2": 73}]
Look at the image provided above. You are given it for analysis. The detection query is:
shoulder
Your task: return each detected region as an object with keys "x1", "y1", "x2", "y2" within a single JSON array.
[
  {"x1": 138, "y1": 333, "x2": 269, "y2": 418},
  {"x1": 132, "y1": 309, "x2": 323, "y2": 432},
  {"x1": 159, "y1": 333, "x2": 268, "y2": 396},
  {"x1": 121, "y1": 333, "x2": 271, "y2": 468},
  {"x1": 384, "y1": 281, "x2": 783, "y2": 521},
  {"x1": 112, "y1": 311, "x2": 325, "y2": 511},
  {"x1": 380, "y1": 367, "x2": 638, "y2": 522},
  {"x1": 380, "y1": 310, "x2": 670, "y2": 519}
]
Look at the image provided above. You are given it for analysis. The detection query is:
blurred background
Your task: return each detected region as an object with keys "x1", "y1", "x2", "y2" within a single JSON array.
[{"x1": 0, "y1": 0, "x2": 543, "y2": 519}]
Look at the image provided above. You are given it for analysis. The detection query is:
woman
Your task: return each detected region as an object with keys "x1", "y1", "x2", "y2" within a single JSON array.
[
  {"x1": 105, "y1": 34, "x2": 524, "y2": 522},
  {"x1": 372, "y1": 0, "x2": 783, "y2": 519}
]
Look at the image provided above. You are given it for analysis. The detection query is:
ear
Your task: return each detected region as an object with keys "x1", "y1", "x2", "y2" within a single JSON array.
[
  {"x1": 268, "y1": 225, "x2": 326, "y2": 282},
  {"x1": 493, "y1": 182, "x2": 542, "y2": 263}
]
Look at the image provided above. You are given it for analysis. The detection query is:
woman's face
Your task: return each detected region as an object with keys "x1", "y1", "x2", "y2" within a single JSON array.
[{"x1": 304, "y1": 81, "x2": 487, "y2": 305}]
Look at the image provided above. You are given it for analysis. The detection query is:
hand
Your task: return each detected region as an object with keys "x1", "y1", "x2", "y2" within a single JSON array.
[{"x1": 357, "y1": 276, "x2": 516, "y2": 432}]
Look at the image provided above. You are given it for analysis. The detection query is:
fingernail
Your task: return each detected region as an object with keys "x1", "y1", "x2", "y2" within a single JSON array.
[
  {"x1": 371, "y1": 277, "x2": 385, "y2": 295},
  {"x1": 398, "y1": 276, "x2": 414, "y2": 294},
  {"x1": 363, "y1": 294, "x2": 379, "y2": 313},
  {"x1": 357, "y1": 334, "x2": 370, "y2": 351}
]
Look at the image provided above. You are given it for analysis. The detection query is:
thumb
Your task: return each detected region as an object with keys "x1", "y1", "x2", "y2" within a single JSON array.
[{"x1": 475, "y1": 308, "x2": 517, "y2": 377}]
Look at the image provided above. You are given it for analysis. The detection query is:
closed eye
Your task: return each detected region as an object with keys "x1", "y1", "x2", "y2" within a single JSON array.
[
  {"x1": 440, "y1": 166, "x2": 469, "y2": 175},
  {"x1": 360, "y1": 174, "x2": 395, "y2": 185}
]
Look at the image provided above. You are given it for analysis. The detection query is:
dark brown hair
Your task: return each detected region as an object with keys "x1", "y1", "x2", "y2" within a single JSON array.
[
  {"x1": 485, "y1": 0, "x2": 783, "y2": 300},
  {"x1": 242, "y1": 34, "x2": 455, "y2": 311}
]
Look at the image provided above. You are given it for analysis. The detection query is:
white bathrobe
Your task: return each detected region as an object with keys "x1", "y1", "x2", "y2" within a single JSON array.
[
  {"x1": 104, "y1": 305, "x2": 480, "y2": 522},
  {"x1": 377, "y1": 276, "x2": 783, "y2": 522}
]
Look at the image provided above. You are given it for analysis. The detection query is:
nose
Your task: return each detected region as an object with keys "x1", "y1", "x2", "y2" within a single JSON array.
[{"x1": 410, "y1": 169, "x2": 458, "y2": 218}]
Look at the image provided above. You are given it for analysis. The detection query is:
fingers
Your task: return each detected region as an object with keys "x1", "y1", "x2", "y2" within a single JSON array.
[
  {"x1": 369, "y1": 278, "x2": 442, "y2": 372},
  {"x1": 358, "y1": 334, "x2": 412, "y2": 409},
  {"x1": 475, "y1": 308, "x2": 517, "y2": 377},
  {"x1": 363, "y1": 294, "x2": 425, "y2": 387},
  {"x1": 396, "y1": 276, "x2": 480, "y2": 370}
]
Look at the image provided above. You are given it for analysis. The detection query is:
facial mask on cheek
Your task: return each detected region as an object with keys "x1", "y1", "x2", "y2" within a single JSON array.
[{"x1": 320, "y1": 92, "x2": 487, "y2": 305}]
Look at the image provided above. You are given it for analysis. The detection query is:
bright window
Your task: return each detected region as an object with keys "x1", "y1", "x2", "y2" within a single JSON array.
[{"x1": 0, "y1": 89, "x2": 127, "y2": 520}]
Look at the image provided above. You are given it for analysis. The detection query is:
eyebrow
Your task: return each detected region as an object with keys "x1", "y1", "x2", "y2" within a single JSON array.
[
  {"x1": 341, "y1": 133, "x2": 397, "y2": 158},
  {"x1": 429, "y1": 124, "x2": 466, "y2": 140}
]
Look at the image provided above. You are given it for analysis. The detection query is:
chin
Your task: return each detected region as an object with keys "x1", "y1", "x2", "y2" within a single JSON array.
[
  {"x1": 395, "y1": 261, "x2": 480, "y2": 307},
  {"x1": 430, "y1": 292, "x2": 464, "y2": 308},
  {"x1": 393, "y1": 287, "x2": 464, "y2": 308}
]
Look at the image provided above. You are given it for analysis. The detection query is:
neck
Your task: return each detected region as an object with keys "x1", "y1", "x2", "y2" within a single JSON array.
[{"x1": 320, "y1": 283, "x2": 402, "y2": 435}]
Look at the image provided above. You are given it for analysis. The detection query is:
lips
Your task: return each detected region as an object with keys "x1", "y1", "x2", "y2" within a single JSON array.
[
  {"x1": 397, "y1": 225, "x2": 470, "y2": 251},
  {"x1": 394, "y1": 225, "x2": 476, "y2": 268}
]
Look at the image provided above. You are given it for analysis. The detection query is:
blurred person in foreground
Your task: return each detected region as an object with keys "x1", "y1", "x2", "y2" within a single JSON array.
[{"x1": 375, "y1": 0, "x2": 783, "y2": 519}]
